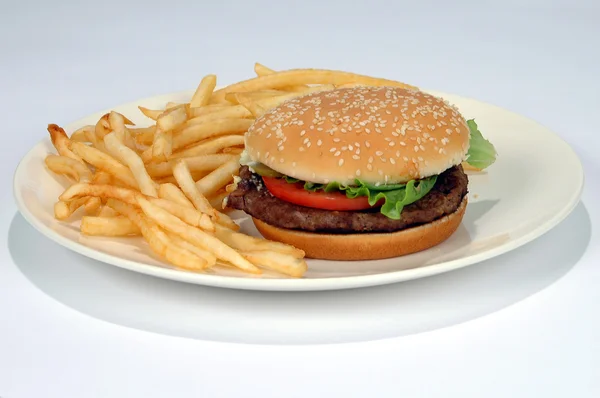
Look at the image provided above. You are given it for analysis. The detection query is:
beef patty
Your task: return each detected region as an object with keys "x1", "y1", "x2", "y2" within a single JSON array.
[{"x1": 226, "y1": 165, "x2": 468, "y2": 234}]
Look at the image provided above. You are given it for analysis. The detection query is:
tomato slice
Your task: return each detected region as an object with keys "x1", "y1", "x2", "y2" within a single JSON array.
[{"x1": 262, "y1": 176, "x2": 380, "y2": 211}]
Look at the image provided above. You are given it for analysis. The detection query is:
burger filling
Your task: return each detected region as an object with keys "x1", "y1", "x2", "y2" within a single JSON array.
[
  {"x1": 226, "y1": 165, "x2": 468, "y2": 234},
  {"x1": 225, "y1": 119, "x2": 495, "y2": 233}
]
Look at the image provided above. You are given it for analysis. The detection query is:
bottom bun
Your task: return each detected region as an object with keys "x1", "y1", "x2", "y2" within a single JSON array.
[{"x1": 252, "y1": 196, "x2": 468, "y2": 261}]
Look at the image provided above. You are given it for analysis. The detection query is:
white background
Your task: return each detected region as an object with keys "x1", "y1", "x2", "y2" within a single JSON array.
[{"x1": 2, "y1": 0, "x2": 599, "y2": 397}]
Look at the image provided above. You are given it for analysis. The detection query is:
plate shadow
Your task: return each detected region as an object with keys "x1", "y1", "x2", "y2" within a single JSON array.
[{"x1": 8, "y1": 203, "x2": 591, "y2": 345}]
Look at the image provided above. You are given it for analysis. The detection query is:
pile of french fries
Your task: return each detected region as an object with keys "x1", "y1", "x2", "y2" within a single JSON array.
[{"x1": 44, "y1": 63, "x2": 417, "y2": 277}]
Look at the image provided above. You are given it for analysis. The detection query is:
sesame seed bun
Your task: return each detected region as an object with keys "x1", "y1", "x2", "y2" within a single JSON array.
[
  {"x1": 252, "y1": 196, "x2": 468, "y2": 260},
  {"x1": 245, "y1": 86, "x2": 471, "y2": 185}
]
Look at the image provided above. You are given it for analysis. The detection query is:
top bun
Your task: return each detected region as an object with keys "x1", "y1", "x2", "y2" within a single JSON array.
[{"x1": 244, "y1": 86, "x2": 470, "y2": 185}]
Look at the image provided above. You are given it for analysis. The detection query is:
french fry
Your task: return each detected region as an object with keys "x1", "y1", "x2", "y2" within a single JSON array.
[
  {"x1": 44, "y1": 154, "x2": 92, "y2": 182},
  {"x1": 156, "y1": 104, "x2": 188, "y2": 132},
  {"x1": 151, "y1": 127, "x2": 173, "y2": 163},
  {"x1": 239, "y1": 101, "x2": 267, "y2": 118},
  {"x1": 94, "y1": 113, "x2": 111, "y2": 140},
  {"x1": 54, "y1": 197, "x2": 88, "y2": 220},
  {"x1": 146, "y1": 154, "x2": 236, "y2": 178},
  {"x1": 173, "y1": 118, "x2": 252, "y2": 150},
  {"x1": 158, "y1": 183, "x2": 195, "y2": 209},
  {"x1": 165, "y1": 102, "x2": 183, "y2": 109},
  {"x1": 186, "y1": 106, "x2": 253, "y2": 127},
  {"x1": 98, "y1": 205, "x2": 120, "y2": 217},
  {"x1": 138, "y1": 106, "x2": 163, "y2": 121},
  {"x1": 47, "y1": 124, "x2": 83, "y2": 163},
  {"x1": 171, "y1": 135, "x2": 245, "y2": 159},
  {"x1": 190, "y1": 74, "x2": 217, "y2": 107},
  {"x1": 84, "y1": 197, "x2": 102, "y2": 215},
  {"x1": 108, "y1": 199, "x2": 209, "y2": 271},
  {"x1": 195, "y1": 157, "x2": 241, "y2": 196},
  {"x1": 149, "y1": 197, "x2": 214, "y2": 231},
  {"x1": 253, "y1": 63, "x2": 310, "y2": 92},
  {"x1": 70, "y1": 125, "x2": 95, "y2": 142},
  {"x1": 103, "y1": 132, "x2": 158, "y2": 197},
  {"x1": 171, "y1": 160, "x2": 214, "y2": 214},
  {"x1": 221, "y1": 147, "x2": 243, "y2": 155},
  {"x1": 213, "y1": 224, "x2": 305, "y2": 258},
  {"x1": 131, "y1": 126, "x2": 157, "y2": 147},
  {"x1": 211, "y1": 68, "x2": 418, "y2": 103},
  {"x1": 253, "y1": 62, "x2": 277, "y2": 77},
  {"x1": 109, "y1": 111, "x2": 136, "y2": 149},
  {"x1": 166, "y1": 233, "x2": 217, "y2": 267},
  {"x1": 70, "y1": 142, "x2": 139, "y2": 189},
  {"x1": 240, "y1": 251, "x2": 307, "y2": 278},
  {"x1": 81, "y1": 216, "x2": 141, "y2": 236},
  {"x1": 136, "y1": 197, "x2": 259, "y2": 274},
  {"x1": 188, "y1": 104, "x2": 234, "y2": 119},
  {"x1": 224, "y1": 90, "x2": 287, "y2": 104},
  {"x1": 60, "y1": 183, "x2": 142, "y2": 206}
]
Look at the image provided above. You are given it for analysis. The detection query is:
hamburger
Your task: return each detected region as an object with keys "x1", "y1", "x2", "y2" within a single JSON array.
[{"x1": 226, "y1": 86, "x2": 496, "y2": 260}]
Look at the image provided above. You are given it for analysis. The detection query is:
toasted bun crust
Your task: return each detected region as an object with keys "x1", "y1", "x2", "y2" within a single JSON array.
[
  {"x1": 252, "y1": 197, "x2": 467, "y2": 260},
  {"x1": 245, "y1": 86, "x2": 470, "y2": 185}
]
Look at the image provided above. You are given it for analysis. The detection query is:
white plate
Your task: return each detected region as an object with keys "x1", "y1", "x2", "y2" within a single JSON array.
[{"x1": 13, "y1": 90, "x2": 584, "y2": 291}]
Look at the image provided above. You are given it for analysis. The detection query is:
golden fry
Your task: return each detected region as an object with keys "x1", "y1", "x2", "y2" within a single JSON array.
[
  {"x1": 70, "y1": 125, "x2": 95, "y2": 142},
  {"x1": 81, "y1": 216, "x2": 141, "y2": 236},
  {"x1": 240, "y1": 250, "x2": 307, "y2": 278},
  {"x1": 54, "y1": 197, "x2": 88, "y2": 220},
  {"x1": 195, "y1": 157, "x2": 241, "y2": 196},
  {"x1": 173, "y1": 118, "x2": 252, "y2": 150},
  {"x1": 60, "y1": 183, "x2": 142, "y2": 206},
  {"x1": 108, "y1": 199, "x2": 209, "y2": 271},
  {"x1": 171, "y1": 160, "x2": 214, "y2": 214},
  {"x1": 103, "y1": 133, "x2": 157, "y2": 196},
  {"x1": 47, "y1": 124, "x2": 83, "y2": 163},
  {"x1": 211, "y1": 68, "x2": 418, "y2": 102},
  {"x1": 171, "y1": 135, "x2": 245, "y2": 159},
  {"x1": 137, "y1": 197, "x2": 259, "y2": 274},
  {"x1": 190, "y1": 74, "x2": 217, "y2": 107},
  {"x1": 138, "y1": 106, "x2": 163, "y2": 121},
  {"x1": 146, "y1": 154, "x2": 236, "y2": 178},
  {"x1": 158, "y1": 183, "x2": 195, "y2": 209},
  {"x1": 44, "y1": 154, "x2": 92, "y2": 182},
  {"x1": 70, "y1": 142, "x2": 138, "y2": 189},
  {"x1": 149, "y1": 197, "x2": 215, "y2": 231}
]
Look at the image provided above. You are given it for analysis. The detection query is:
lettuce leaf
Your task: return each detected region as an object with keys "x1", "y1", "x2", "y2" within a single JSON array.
[
  {"x1": 466, "y1": 119, "x2": 497, "y2": 170},
  {"x1": 285, "y1": 176, "x2": 438, "y2": 220}
]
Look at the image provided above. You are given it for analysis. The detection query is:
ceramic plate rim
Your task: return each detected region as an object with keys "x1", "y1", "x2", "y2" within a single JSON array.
[{"x1": 12, "y1": 90, "x2": 585, "y2": 291}]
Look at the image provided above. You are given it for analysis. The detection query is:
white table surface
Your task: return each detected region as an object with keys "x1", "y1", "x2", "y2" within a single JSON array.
[{"x1": 2, "y1": 0, "x2": 599, "y2": 397}]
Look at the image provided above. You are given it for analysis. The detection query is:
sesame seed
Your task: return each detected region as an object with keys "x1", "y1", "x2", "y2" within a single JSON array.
[
  {"x1": 330, "y1": 147, "x2": 337, "y2": 152},
  {"x1": 352, "y1": 155, "x2": 360, "y2": 160},
  {"x1": 389, "y1": 142, "x2": 395, "y2": 146},
  {"x1": 356, "y1": 169, "x2": 361, "y2": 176},
  {"x1": 375, "y1": 151, "x2": 383, "y2": 156},
  {"x1": 334, "y1": 151, "x2": 341, "y2": 157},
  {"x1": 390, "y1": 158, "x2": 396, "y2": 164},
  {"x1": 317, "y1": 139, "x2": 322, "y2": 146},
  {"x1": 300, "y1": 130, "x2": 306, "y2": 136},
  {"x1": 367, "y1": 164, "x2": 373, "y2": 171},
  {"x1": 338, "y1": 159, "x2": 344, "y2": 166}
]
